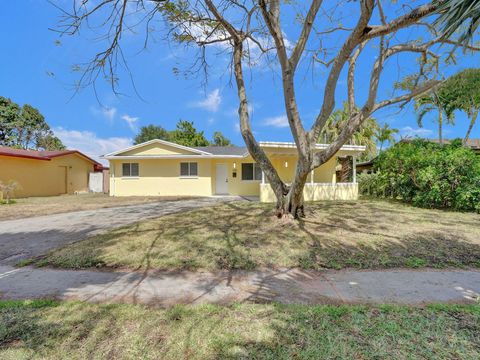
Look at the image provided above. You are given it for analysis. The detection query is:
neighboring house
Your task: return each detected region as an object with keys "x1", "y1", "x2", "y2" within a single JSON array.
[
  {"x1": 0, "y1": 147, "x2": 103, "y2": 198},
  {"x1": 104, "y1": 139, "x2": 365, "y2": 202},
  {"x1": 356, "y1": 158, "x2": 376, "y2": 174}
]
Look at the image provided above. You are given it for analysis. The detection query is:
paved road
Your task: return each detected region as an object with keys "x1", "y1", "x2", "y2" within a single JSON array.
[
  {"x1": 0, "y1": 266, "x2": 478, "y2": 305},
  {"x1": 0, "y1": 197, "x2": 235, "y2": 265}
]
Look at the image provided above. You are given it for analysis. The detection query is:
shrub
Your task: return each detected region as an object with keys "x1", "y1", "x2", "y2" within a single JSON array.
[{"x1": 359, "y1": 139, "x2": 480, "y2": 212}]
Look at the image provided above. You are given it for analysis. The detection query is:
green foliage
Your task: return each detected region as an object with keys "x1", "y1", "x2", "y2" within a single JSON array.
[
  {"x1": 0, "y1": 96, "x2": 65, "y2": 150},
  {"x1": 359, "y1": 139, "x2": 480, "y2": 212},
  {"x1": 134, "y1": 121, "x2": 232, "y2": 147},
  {"x1": 441, "y1": 69, "x2": 480, "y2": 118},
  {"x1": 36, "y1": 135, "x2": 66, "y2": 151},
  {"x1": 169, "y1": 120, "x2": 210, "y2": 146},
  {"x1": 133, "y1": 124, "x2": 170, "y2": 144},
  {"x1": 376, "y1": 123, "x2": 399, "y2": 152},
  {"x1": 211, "y1": 131, "x2": 232, "y2": 146},
  {"x1": 319, "y1": 102, "x2": 379, "y2": 160},
  {"x1": 433, "y1": 0, "x2": 480, "y2": 45}
]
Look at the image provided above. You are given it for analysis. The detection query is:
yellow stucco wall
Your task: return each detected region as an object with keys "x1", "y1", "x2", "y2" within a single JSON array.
[
  {"x1": 0, "y1": 154, "x2": 93, "y2": 198},
  {"x1": 110, "y1": 158, "x2": 213, "y2": 196}
]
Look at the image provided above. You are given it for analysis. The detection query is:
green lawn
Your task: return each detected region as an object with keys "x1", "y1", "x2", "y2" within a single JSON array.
[
  {"x1": 0, "y1": 300, "x2": 479, "y2": 359},
  {"x1": 33, "y1": 199, "x2": 480, "y2": 271}
]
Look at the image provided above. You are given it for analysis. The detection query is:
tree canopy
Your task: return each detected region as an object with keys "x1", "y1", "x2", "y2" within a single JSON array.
[
  {"x1": 414, "y1": 68, "x2": 480, "y2": 143},
  {"x1": 0, "y1": 96, "x2": 65, "y2": 150},
  {"x1": 134, "y1": 124, "x2": 170, "y2": 145},
  {"x1": 134, "y1": 121, "x2": 233, "y2": 147},
  {"x1": 440, "y1": 68, "x2": 480, "y2": 142}
]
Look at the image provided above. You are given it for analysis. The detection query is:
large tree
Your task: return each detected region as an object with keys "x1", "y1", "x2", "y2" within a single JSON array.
[
  {"x1": 0, "y1": 96, "x2": 65, "y2": 150},
  {"x1": 57, "y1": 0, "x2": 478, "y2": 218}
]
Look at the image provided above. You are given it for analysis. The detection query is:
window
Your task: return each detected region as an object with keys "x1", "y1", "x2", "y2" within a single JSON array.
[
  {"x1": 241, "y1": 163, "x2": 262, "y2": 181},
  {"x1": 122, "y1": 163, "x2": 139, "y2": 177},
  {"x1": 180, "y1": 162, "x2": 198, "y2": 177}
]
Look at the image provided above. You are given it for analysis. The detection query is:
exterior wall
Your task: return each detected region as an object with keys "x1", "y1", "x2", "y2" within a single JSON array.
[
  {"x1": 0, "y1": 154, "x2": 93, "y2": 198},
  {"x1": 211, "y1": 157, "x2": 261, "y2": 197},
  {"x1": 260, "y1": 183, "x2": 358, "y2": 202},
  {"x1": 109, "y1": 158, "x2": 213, "y2": 196}
]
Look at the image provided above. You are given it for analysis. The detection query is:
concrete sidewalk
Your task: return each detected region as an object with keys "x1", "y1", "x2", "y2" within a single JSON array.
[{"x1": 0, "y1": 265, "x2": 478, "y2": 306}]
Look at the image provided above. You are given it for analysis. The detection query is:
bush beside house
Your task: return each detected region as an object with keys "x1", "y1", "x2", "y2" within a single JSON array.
[{"x1": 359, "y1": 139, "x2": 480, "y2": 213}]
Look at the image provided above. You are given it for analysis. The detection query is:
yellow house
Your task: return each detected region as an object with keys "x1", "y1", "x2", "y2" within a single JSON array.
[
  {"x1": 105, "y1": 139, "x2": 365, "y2": 202},
  {"x1": 0, "y1": 147, "x2": 102, "y2": 198}
]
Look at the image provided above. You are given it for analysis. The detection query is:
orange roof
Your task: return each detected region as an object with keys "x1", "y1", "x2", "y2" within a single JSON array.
[{"x1": 0, "y1": 146, "x2": 101, "y2": 166}]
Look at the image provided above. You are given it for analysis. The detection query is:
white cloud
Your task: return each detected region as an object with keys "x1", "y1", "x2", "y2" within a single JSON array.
[
  {"x1": 262, "y1": 115, "x2": 289, "y2": 128},
  {"x1": 90, "y1": 106, "x2": 117, "y2": 121},
  {"x1": 121, "y1": 114, "x2": 139, "y2": 132},
  {"x1": 53, "y1": 127, "x2": 131, "y2": 165},
  {"x1": 191, "y1": 89, "x2": 222, "y2": 112},
  {"x1": 234, "y1": 123, "x2": 240, "y2": 133},
  {"x1": 401, "y1": 126, "x2": 433, "y2": 137}
]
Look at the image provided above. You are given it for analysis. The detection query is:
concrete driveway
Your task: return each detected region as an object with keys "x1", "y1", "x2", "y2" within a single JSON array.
[{"x1": 0, "y1": 197, "x2": 236, "y2": 265}]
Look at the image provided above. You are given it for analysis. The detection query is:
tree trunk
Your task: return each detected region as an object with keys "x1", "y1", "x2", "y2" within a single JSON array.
[
  {"x1": 438, "y1": 110, "x2": 443, "y2": 144},
  {"x1": 464, "y1": 110, "x2": 478, "y2": 144},
  {"x1": 272, "y1": 161, "x2": 310, "y2": 219}
]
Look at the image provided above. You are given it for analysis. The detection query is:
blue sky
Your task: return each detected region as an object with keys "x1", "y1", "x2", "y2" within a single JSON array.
[{"x1": 1, "y1": 1, "x2": 478, "y2": 163}]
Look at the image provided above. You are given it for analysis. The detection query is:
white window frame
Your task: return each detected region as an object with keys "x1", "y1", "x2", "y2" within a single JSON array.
[
  {"x1": 180, "y1": 162, "x2": 198, "y2": 178},
  {"x1": 122, "y1": 163, "x2": 139, "y2": 178},
  {"x1": 241, "y1": 163, "x2": 262, "y2": 181}
]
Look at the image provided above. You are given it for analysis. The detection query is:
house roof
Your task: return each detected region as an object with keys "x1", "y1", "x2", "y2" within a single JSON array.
[
  {"x1": 193, "y1": 146, "x2": 248, "y2": 156},
  {"x1": 0, "y1": 146, "x2": 101, "y2": 166},
  {"x1": 103, "y1": 139, "x2": 366, "y2": 160}
]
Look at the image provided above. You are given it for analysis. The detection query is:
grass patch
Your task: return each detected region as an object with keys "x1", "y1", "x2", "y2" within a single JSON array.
[
  {"x1": 0, "y1": 200, "x2": 16, "y2": 205},
  {"x1": 36, "y1": 200, "x2": 480, "y2": 271},
  {"x1": 0, "y1": 300, "x2": 478, "y2": 359}
]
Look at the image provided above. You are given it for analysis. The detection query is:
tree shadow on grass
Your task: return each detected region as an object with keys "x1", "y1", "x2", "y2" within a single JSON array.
[{"x1": 33, "y1": 199, "x2": 480, "y2": 273}]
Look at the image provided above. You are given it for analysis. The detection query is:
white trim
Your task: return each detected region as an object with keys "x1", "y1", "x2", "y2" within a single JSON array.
[
  {"x1": 258, "y1": 141, "x2": 366, "y2": 152},
  {"x1": 103, "y1": 154, "x2": 246, "y2": 160},
  {"x1": 179, "y1": 176, "x2": 199, "y2": 179},
  {"x1": 103, "y1": 139, "x2": 213, "y2": 157}
]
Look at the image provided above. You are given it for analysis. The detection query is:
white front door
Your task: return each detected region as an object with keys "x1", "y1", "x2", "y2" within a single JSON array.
[{"x1": 215, "y1": 164, "x2": 229, "y2": 194}]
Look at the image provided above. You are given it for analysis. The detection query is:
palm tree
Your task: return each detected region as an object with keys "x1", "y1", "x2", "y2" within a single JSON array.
[
  {"x1": 320, "y1": 103, "x2": 380, "y2": 181},
  {"x1": 320, "y1": 102, "x2": 379, "y2": 160},
  {"x1": 434, "y1": 0, "x2": 480, "y2": 45},
  {"x1": 414, "y1": 91, "x2": 453, "y2": 144},
  {"x1": 375, "y1": 123, "x2": 399, "y2": 152}
]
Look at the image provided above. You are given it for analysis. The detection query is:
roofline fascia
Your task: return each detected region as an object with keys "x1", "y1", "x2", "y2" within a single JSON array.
[
  {"x1": 102, "y1": 154, "x2": 248, "y2": 160},
  {"x1": 0, "y1": 153, "x2": 51, "y2": 161},
  {"x1": 258, "y1": 141, "x2": 366, "y2": 152}
]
